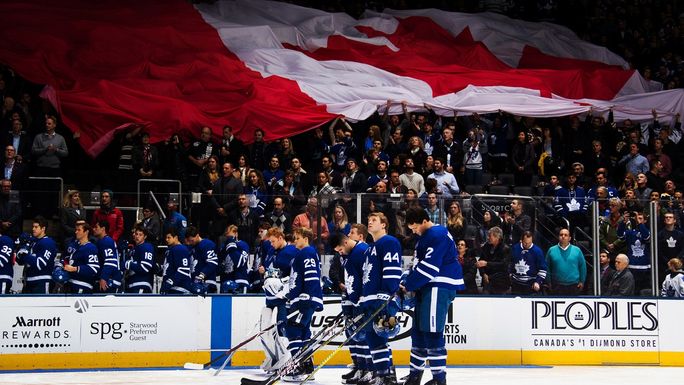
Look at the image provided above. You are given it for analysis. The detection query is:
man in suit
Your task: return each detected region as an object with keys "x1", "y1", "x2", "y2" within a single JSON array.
[{"x1": 3, "y1": 145, "x2": 27, "y2": 190}]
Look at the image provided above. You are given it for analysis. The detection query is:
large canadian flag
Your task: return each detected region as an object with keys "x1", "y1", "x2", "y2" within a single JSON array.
[{"x1": 0, "y1": 0, "x2": 682, "y2": 156}]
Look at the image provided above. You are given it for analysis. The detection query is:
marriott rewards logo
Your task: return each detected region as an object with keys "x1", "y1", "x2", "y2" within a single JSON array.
[{"x1": 2, "y1": 316, "x2": 71, "y2": 349}]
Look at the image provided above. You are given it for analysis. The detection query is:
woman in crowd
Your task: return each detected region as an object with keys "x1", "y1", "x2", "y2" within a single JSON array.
[
  {"x1": 278, "y1": 138, "x2": 296, "y2": 169},
  {"x1": 237, "y1": 153, "x2": 252, "y2": 187},
  {"x1": 446, "y1": 200, "x2": 466, "y2": 241},
  {"x1": 476, "y1": 210, "x2": 502, "y2": 248},
  {"x1": 407, "y1": 136, "x2": 427, "y2": 174},
  {"x1": 273, "y1": 169, "x2": 307, "y2": 216},
  {"x1": 328, "y1": 205, "x2": 351, "y2": 237},
  {"x1": 245, "y1": 169, "x2": 268, "y2": 217},
  {"x1": 60, "y1": 189, "x2": 85, "y2": 243},
  {"x1": 619, "y1": 172, "x2": 637, "y2": 198},
  {"x1": 457, "y1": 239, "x2": 480, "y2": 294}
]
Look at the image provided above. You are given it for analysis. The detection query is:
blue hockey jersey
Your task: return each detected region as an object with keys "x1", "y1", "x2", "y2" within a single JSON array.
[
  {"x1": 288, "y1": 245, "x2": 323, "y2": 311},
  {"x1": 163, "y1": 244, "x2": 193, "y2": 291},
  {"x1": 24, "y1": 236, "x2": 57, "y2": 290},
  {"x1": 553, "y1": 186, "x2": 588, "y2": 216},
  {"x1": 274, "y1": 244, "x2": 298, "y2": 277},
  {"x1": 67, "y1": 241, "x2": 100, "y2": 292},
  {"x1": 343, "y1": 241, "x2": 368, "y2": 305},
  {"x1": 126, "y1": 242, "x2": 155, "y2": 291},
  {"x1": 404, "y1": 225, "x2": 465, "y2": 292},
  {"x1": 0, "y1": 235, "x2": 14, "y2": 285},
  {"x1": 97, "y1": 235, "x2": 122, "y2": 288},
  {"x1": 191, "y1": 238, "x2": 218, "y2": 285},
  {"x1": 510, "y1": 242, "x2": 547, "y2": 286},
  {"x1": 223, "y1": 237, "x2": 250, "y2": 286},
  {"x1": 360, "y1": 234, "x2": 402, "y2": 304},
  {"x1": 617, "y1": 222, "x2": 651, "y2": 270}
]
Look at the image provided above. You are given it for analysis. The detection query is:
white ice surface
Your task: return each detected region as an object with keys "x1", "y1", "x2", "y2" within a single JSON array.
[{"x1": 2, "y1": 366, "x2": 684, "y2": 385}]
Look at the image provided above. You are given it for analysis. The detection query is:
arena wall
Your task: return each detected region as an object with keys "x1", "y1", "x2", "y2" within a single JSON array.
[{"x1": 1, "y1": 295, "x2": 683, "y2": 370}]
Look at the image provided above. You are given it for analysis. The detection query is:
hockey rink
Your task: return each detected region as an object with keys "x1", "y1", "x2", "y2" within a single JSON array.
[{"x1": 2, "y1": 365, "x2": 684, "y2": 385}]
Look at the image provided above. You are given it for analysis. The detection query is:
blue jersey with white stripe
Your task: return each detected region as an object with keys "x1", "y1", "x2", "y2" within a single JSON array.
[
  {"x1": 617, "y1": 222, "x2": 651, "y2": 269},
  {"x1": 360, "y1": 234, "x2": 402, "y2": 304},
  {"x1": 257, "y1": 239, "x2": 275, "y2": 270},
  {"x1": 163, "y1": 244, "x2": 193, "y2": 290},
  {"x1": 0, "y1": 235, "x2": 14, "y2": 283},
  {"x1": 191, "y1": 238, "x2": 218, "y2": 284},
  {"x1": 510, "y1": 242, "x2": 547, "y2": 286},
  {"x1": 97, "y1": 235, "x2": 122, "y2": 285},
  {"x1": 404, "y1": 225, "x2": 465, "y2": 292},
  {"x1": 223, "y1": 237, "x2": 250, "y2": 286},
  {"x1": 24, "y1": 236, "x2": 57, "y2": 288},
  {"x1": 68, "y1": 241, "x2": 100, "y2": 292},
  {"x1": 126, "y1": 242, "x2": 155, "y2": 290},
  {"x1": 288, "y1": 245, "x2": 323, "y2": 311},
  {"x1": 343, "y1": 241, "x2": 368, "y2": 305},
  {"x1": 274, "y1": 244, "x2": 298, "y2": 277}
]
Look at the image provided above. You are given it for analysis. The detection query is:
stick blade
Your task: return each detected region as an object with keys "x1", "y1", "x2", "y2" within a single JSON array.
[{"x1": 183, "y1": 362, "x2": 206, "y2": 370}]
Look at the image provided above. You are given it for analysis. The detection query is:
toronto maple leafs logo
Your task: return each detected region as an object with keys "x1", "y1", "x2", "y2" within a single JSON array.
[
  {"x1": 345, "y1": 272, "x2": 355, "y2": 296},
  {"x1": 667, "y1": 236, "x2": 677, "y2": 248},
  {"x1": 362, "y1": 258, "x2": 372, "y2": 285},
  {"x1": 566, "y1": 198, "x2": 580, "y2": 212},
  {"x1": 289, "y1": 271, "x2": 299, "y2": 291},
  {"x1": 514, "y1": 259, "x2": 531, "y2": 275}
]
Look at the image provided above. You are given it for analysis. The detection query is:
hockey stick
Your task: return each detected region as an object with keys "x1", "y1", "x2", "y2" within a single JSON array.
[
  {"x1": 297, "y1": 295, "x2": 396, "y2": 384},
  {"x1": 240, "y1": 310, "x2": 362, "y2": 385},
  {"x1": 184, "y1": 320, "x2": 281, "y2": 370}
]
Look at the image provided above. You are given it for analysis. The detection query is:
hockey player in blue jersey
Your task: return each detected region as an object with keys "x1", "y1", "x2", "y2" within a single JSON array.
[
  {"x1": 160, "y1": 228, "x2": 193, "y2": 294},
  {"x1": 222, "y1": 225, "x2": 250, "y2": 293},
  {"x1": 18, "y1": 217, "x2": 57, "y2": 293},
  {"x1": 361, "y1": 212, "x2": 402, "y2": 385},
  {"x1": 93, "y1": 221, "x2": 123, "y2": 293},
  {"x1": 0, "y1": 227, "x2": 13, "y2": 293},
  {"x1": 63, "y1": 222, "x2": 100, "y2": 293},
  {"x1": 510, "y1": 231, "x2": 547, "y2": 295},
  {"x1": 259, "y1": 227, "x2": 298, "y2": 373},
  {"x1": 125, "y1": 226, "x2": 156, "y2": 293},
  {"x1": 617, "y1": 210, "x2": 651, "y2": 295},
  {"x1": 332, "y1": 224, "x2": 374, "y2": 385},
  {"x1": 401, "y1": 207, "x2": 465, "y2": 385},
  {"x1": 283, "y1": 227, "x2": 323, "y2": 382},
  {"x1": 184, "y1": 226, "x2": 218, "y2": 293}
]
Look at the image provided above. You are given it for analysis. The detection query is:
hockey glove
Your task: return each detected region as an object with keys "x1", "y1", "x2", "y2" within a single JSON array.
[{"x1": 160, "y1": 278, "x2": 173, "y2": 294}]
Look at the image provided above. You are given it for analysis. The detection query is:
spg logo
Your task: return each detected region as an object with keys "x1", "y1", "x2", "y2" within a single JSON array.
[{"x1": 90, "y1": 322, "x2": 125, "y2": 340}]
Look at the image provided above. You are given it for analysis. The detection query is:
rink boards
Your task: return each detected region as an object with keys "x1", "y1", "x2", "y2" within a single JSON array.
[{"x1": 1, "y1": 295, "x2": 684, "y2": 370}]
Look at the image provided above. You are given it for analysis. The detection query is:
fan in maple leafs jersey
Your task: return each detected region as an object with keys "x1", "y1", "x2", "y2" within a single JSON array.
[
  {"x1": 510, "y1": 231, "x2": 547, "y2": 295},
  {"x1": 617, "y1": 212, "x2": 651, "y2": 294}
]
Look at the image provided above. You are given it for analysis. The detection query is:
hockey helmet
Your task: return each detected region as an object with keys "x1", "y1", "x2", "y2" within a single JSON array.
[
  {"x1": 373, "y1": 315, "x2": 401, "y2": 339},
  {"x1": 52, "y1": 267, "x2": 70, "y2": 284},
  {"x1": 190, "y1": 280, "x2": 208, "y2": 295},
  {"x1": 220, "y1": 280, "x2": 239, "y2": 294}
]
